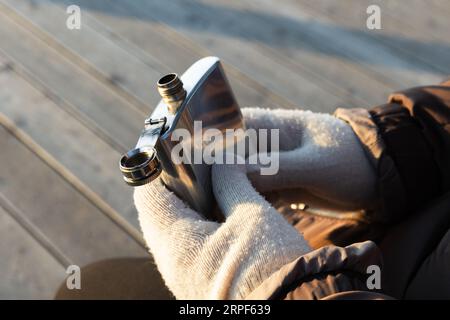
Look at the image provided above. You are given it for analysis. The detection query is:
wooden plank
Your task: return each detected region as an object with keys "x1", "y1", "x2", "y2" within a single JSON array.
[
  {"x1": 295, "y1": 0, "x2": 450, "y2": 84},
  {"x1": 0, "y1": 124, "x2": 171, "y2": 298},
  {"x1": 0, "y1": 91, "x2": 171, "y2": 299},
  {"x1": 0, "y1": 55, "x2": 138, "y2": 228},
  {"x1": 237, "y1": 0, "x2": 445, "y2": 90},
  {"x1": 57, "y1": 0, "x2": 298, "y2": 110},
  {"x1": 103, "y1": 0, "x2": 426, "y2": 108},
  {"x1": 0, "y1": 0, "x2": 165, "y2": 112},
  {"x1": 158, "y1": 0, "x2": 395, "y2": 108},
  {"x1": 0, "y1": 59, "x2": 170, "y2": 300},
  {"x1": 0, "y1": 8, "x2": 144, "y2": 151},
  {"x1": 52, "y1": 0, "x2": 348, "y2": 112},
  {"x1": 223, "y1": 0, "x2": 400, "y2": 104},
  {"x1": 0, "y1": 0, "x2": 294, "y2": 110},
  {"x1": 0, "y1": 205, "x2": 65, "y2": 299},
  {"x1": 430, "y1": 0, "x2": 450, "y2": 15},
  {"x1": 296, "y1": 0, "x2": 450, "y2": 80},
  {"x1": 0, "y1": 122, "x2": 148, "y2": 265}
]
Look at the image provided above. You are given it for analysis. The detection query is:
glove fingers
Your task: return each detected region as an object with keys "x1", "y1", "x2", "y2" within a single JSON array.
[
  {"x1": 245, "y1": 114, "x2": 355, "y2": 193},
  {"x1": 247, "y1": 144, "x2": 347, "y2": 194},
  {"x1": 246, "y1": 148, "x2": 312, "y2": 193},
  {"x1": 212, "y1": 159, "x2": 278, "y2": 220},
  {"x1": 247, "y1": 146, "x2": 377, "y2": 207},
  {"x1": 134, "y1": 180, "x2": 219, "y2": 241}
]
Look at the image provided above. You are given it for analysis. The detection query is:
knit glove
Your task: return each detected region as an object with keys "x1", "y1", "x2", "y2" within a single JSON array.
[
  {"x1": 242, "y1": 107, "x2": 377, "y2": 208},
  {"x1": 134, "y1": 160, "x2": 311, "y2": 300}
]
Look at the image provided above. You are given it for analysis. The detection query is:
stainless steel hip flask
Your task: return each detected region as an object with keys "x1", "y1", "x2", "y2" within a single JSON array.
[{"x1": 119, "y1": 57, "x2": 244, "y2": 218}]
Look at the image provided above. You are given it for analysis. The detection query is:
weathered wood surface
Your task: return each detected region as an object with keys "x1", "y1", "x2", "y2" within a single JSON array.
[
  {"x1": 0, "y1": 204, "x2": 65, "y2": 299},
  {"x1": 0, "y1": 121, "x2": 148, "y2": 265},
  {"x1": 299, "y1": 0, "x2": 450, "y2": 80},
  {"x1": 0, "y1": 53, "x2": 139, "y2": 229},
  {"x1": 0, "y1": 0, "x2": 449, "y2": 298}
]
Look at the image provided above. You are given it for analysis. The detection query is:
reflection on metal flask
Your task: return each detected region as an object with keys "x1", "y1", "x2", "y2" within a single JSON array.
[{"x1": 119, "y1": 57, "x2": 244, "y2": 220}]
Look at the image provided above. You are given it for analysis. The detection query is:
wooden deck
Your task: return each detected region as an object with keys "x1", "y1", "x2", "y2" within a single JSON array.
[{"x1": 0, "y1": 0, "x2": 449, "y2": 299}]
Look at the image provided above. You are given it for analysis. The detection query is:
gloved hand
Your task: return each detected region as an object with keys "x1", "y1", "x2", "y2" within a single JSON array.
[
  {"x1": 134, "y1": 160, "x2": 311, "y2": 300},
  {"x1": 134, "y1": 107, "x2": 377, "y2": 300},
  {"x1": 242, "y1": 107, "x2": 377, "y2": 208}
]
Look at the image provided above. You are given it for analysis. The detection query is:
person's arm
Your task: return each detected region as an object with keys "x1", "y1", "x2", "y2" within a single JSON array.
[
  {"x1": 134, "y1": 107, "x2": 383, "y2": 300},
  {"x1": 249, "y1": 80, "x2": 450, "y2": 300},
  {"x1": 335, "y1": 79, "x2": 450, "y2": 222},
  {"x1": 245, "y1": 240, "x2": 386, "y2": 300}
]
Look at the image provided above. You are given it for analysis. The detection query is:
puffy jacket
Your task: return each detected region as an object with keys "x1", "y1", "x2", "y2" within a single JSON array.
[{"x1": 247, "y1": 79, "x2": 450, "y2": 300}]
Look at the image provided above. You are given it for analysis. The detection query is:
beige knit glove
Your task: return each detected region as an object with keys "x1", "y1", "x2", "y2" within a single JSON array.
[
  {"x1": 134, "y1": 160, "x2": 311, "y2": 300},
  {"x1": 242, "y1": 107, "x2": 377, "y2": 208}
]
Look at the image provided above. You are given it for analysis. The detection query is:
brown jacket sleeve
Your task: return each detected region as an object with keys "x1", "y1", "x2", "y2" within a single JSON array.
[
  {"x1": 246, "y1": 241, "x2": 386, "y2": 300},
  {"x1": 248, "y1": 80, "x2": 450, "y2": 300},
  {"x1": 336, "y1": 79, "x2": 450, "y2": 222},
  {"x1": 388, "y1": 81, "x2": 450, "y2": 192}
]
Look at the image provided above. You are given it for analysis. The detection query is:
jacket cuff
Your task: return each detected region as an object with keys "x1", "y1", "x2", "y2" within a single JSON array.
[
  {"x1": 334, "y1": 108, "x2": 407, "y2": 222},
  {"x1": 369, "y1": 103, "x2": 441, "y2": 215},
  {"x1": 245, "y1": 241, "x2": 382, "y2": 300},
  {"x1": 388, "y1": 86, "x2": 449, "y2": 190},
  {"x1": 335, "y1": 105, "x2": 441, "y2": 222}
]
